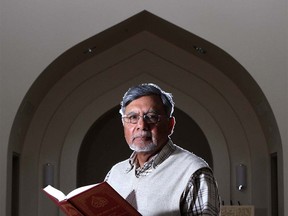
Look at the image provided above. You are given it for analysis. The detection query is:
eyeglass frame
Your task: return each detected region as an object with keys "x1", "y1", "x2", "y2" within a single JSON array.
[{"x1": 122, "y1": 112, "x2": 168, "y2": 124}]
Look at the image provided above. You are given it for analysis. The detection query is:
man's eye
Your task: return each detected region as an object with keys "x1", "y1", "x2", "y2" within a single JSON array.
[
  {"x1": 128, "y1": 115, "x2": 138, "y2": 120},
  {"x1": 147, "y1": 114, "x2": 157, "y2": 119},
  {"x1": 146, "y1": 114, "x2": 158, "y2": 120}
]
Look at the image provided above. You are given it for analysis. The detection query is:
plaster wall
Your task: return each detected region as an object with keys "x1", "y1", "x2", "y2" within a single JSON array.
[{"x1": 0, "y1": 1, "x2": 287, "y2": 215}]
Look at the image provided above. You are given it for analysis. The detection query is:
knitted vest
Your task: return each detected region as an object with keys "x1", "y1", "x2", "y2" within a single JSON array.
[{"x1": 107, "y1": 144, "x2": 209, "y2": 216}]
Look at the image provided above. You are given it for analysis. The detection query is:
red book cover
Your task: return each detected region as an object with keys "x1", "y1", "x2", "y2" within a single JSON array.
[
  {"x1": 59, "y1": 202, "x2": 84, "y2": 216},
  {"x1": 43, "y1": 182, "x2": 141, "y2": 216}
]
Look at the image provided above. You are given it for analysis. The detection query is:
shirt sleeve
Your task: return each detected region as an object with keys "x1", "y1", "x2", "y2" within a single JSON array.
[{"x1": 180, "y1": 167, "x2": 220, "y2": 216}]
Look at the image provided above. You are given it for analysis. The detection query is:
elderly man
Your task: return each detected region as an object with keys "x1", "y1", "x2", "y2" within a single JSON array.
[{"x1": 105, "y1": 83, "x2": 220, "y2": 216}]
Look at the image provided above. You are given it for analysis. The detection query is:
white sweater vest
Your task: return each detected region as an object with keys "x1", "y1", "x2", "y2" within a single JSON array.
[{"x1": 107, "y1": 144, "x2": 209, "y2": 216}]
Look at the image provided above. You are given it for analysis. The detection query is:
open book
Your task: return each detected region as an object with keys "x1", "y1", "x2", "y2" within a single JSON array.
[{"x1": 43, "y1": 182, "x2": 141, "y2": 216}]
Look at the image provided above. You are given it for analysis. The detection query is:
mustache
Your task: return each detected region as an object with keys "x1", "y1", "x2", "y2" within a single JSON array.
[{"x1": 132, "y1": 131, "x2": 152, "y2": 139}]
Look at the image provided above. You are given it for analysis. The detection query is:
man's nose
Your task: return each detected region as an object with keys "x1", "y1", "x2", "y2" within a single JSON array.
[{"x1": 136, "y1": 116, "x2": 149, "y2": 129}]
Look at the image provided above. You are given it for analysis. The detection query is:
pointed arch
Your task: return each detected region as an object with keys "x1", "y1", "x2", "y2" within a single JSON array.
[{"x1": 8, "y1": 11, "x2": 282, "y2": 216}]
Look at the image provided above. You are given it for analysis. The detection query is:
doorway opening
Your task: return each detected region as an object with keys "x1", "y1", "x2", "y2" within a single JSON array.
[
  {"x1": 12, "y1": 153, "x2": 20, "y2": 216},
  {"x1": 271, "y1": 153, "x2": 278, "y2": 216}
]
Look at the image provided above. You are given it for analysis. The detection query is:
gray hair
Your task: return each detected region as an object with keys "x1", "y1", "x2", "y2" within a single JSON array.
[{"x1": 119, "y1": 83, "x2": 174, "y2": 117}]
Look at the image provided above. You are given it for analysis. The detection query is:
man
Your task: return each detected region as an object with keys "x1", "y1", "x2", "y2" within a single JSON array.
[{"x1": 105, "y1": 83, "x2": 220, "y2": 215}]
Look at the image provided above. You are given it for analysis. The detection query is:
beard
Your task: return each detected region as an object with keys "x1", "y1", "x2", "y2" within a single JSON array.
[
  {"x1": 129, "y1": 131, "x2": 157, "y2": 153},
  {"x1": 128, "y1": 142, "x2": 157, "y2": 153}
]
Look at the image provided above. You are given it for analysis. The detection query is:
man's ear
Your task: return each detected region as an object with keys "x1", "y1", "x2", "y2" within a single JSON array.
[{"x1": 168, "y1": 116, "x2": 176, "y2": 135}]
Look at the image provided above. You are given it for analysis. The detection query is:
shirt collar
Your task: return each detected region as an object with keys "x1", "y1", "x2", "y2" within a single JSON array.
[{"x1": 126, "y1": 139, "x2": 176, "y2": 172}]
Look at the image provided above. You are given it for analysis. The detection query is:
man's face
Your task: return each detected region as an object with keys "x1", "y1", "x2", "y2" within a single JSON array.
[{"x1": 122, "y1": 95, "x2": 175, "y2": 153}]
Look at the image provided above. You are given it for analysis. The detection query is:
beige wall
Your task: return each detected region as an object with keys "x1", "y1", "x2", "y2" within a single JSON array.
[{"x1": 1, "y1": 1, "x2": 287, "y2": 216}]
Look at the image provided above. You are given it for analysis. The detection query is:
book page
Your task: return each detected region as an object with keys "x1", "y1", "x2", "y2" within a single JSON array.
[
  {"x1": 43, "y1": 185, "x2": 66, "y2": 201},
  {"x1": 66, "y1": 184, "x2": 98, "y2": 200},
  {"x1": 43, "y1": 183, "x2": 99, "y2": 202}
]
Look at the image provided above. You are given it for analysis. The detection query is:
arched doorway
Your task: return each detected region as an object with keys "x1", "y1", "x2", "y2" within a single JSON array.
[{"x1": 7, "y1": 11, "x2": 282, "y2": 216}]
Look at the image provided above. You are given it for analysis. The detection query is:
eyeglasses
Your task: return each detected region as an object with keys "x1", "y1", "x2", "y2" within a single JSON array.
[{"x1": 122, "y1": 113, "x2": 165, "y2": 124}]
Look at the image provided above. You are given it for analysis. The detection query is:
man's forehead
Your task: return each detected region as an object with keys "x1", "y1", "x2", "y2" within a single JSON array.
[{"x1": 125, "y1": 99, "x2": 165, "y2": 115}]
